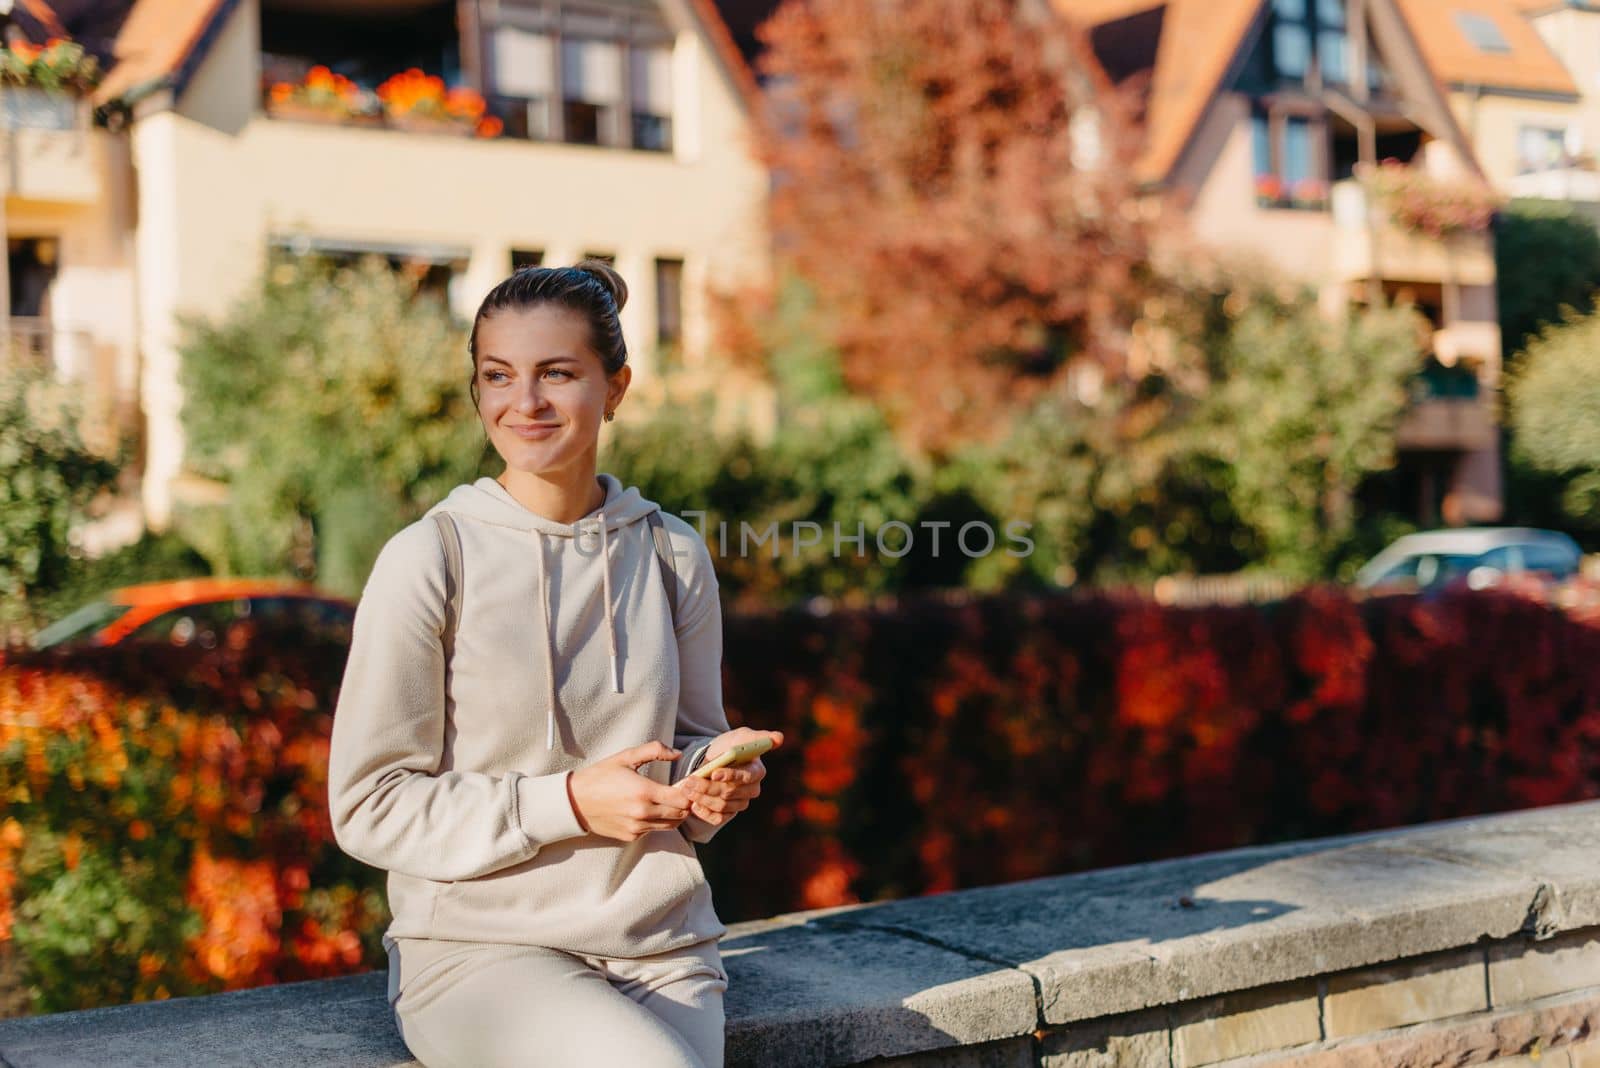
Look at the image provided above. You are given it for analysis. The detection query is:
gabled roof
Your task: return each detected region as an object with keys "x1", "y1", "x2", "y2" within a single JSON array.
[
  {"x1": 91, "y1": 0, "x2": 236, "y2": 106},
  {"x1": 91, "y1": 0, "x2": 759, "y2": 113},
  {"x1": 1394, "y1": 0, "x2": 1577, "y2": 95},
  {"x1": 1058, "y1": 0, "x2": 1264, "y2": 185},
  {"x1": 1061, "y1": 0, "x2": 1509, "y2": 186}
]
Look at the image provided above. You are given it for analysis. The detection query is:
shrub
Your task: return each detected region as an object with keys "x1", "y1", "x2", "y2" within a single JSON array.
[
  {"x1": 176, "y1": 255, "x2": 490, "y2": 597},
  {"x1": 1507, "y1": 303, "x2": 1600, "y2": 534},
  {"x1": 0, "y1": 631, "x2": 382, "y2": 1013},
  {"x1": 1495, "y1": 199, "x2": 1600, "y2": 361},
  {"x1": 958, "y1": 275, "x2": 1424, "y2": 584},
  {"x1": 0, "y1": 362, "x2": 124, "y2": 635}
]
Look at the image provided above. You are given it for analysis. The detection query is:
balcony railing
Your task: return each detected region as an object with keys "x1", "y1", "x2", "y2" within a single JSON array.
[
  {"x1": 0, "y1": 88, "x2": 100, "y2": 203},
  {"x1": 1329, "y1": 179, "x2": 1496, "y2": 287}
]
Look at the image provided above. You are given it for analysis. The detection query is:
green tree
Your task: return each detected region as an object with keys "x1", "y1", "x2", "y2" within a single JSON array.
[
  {"x1": 0, "y1": 362, "x2": 123, "y2": 633},
  {"x1": 1495, "y1": 199, "x2": 1600, "y2": 361},
  {"x1": 604, "y1": 275, "x2": 940, "y2": 605},
  {"x1": 960, "y1": 276, "x2": 1424, "y2": 584},
  {"x1": 1195, "y1": 285, "x2": 1424, "y2": 578},
  {"x1": 1507, "y1": 304, "x2": 1600, "y2": 533},
  {"x1": 177, "y1": 256, "x2": 489, "y2": 596}
]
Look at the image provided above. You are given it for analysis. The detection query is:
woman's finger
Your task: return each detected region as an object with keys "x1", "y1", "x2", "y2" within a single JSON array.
[{"x1": 712, "y1": 760, "x2": 766, "y2": 784}]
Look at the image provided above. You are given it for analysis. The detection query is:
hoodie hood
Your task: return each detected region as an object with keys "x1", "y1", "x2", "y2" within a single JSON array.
[{"x1": 424, "y1": 473, "x2": 663, "y2": 750}]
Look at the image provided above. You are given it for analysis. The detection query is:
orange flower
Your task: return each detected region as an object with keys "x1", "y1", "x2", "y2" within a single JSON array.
[{"x1": 475, "y1": 115, "x2": 504, "y2": 138}]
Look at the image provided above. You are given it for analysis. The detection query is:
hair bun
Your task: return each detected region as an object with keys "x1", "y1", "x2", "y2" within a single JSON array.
[{"x1": 573, "y1": 259, "x2": 629, "y2": 313}]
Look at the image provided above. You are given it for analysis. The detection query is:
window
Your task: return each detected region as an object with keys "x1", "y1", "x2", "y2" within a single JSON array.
[
  {"x1": 268, "y1": 238, "x2": 468, "y2": 305},
  {"x1": 562, "y1": 36, "x2": 622, "y2": 145},
  {"x1": 511, "y1": 248, "x2": 545, "y2": 270},
  {"x1": 1453, "y1": 11, "x2": 1511, "y2": 54},
  {"x1": 1252, "y1": 107, "x2": 1328, "y2": 209},
  {"x1": 491, "y1": 27, "x2": 554, "y2": 139},
  {"x1": 251, "y1": 597, "x2": 355, "y2": 644},
  {"x1": 655, "y1": 257, "x2": 684, "y2": 367},
  {"x1": 629, "y1": 43, "x2": 674, "y2": 152},
  {"x1": 1269, "y1": 0, "x2": 1349, "y2": 84},
  {"x1": 1517, "y1": 125, "x2": 1567, "y2": 173},
  {"x1": 31, "y1": 600, "x2": 131, "y2": 650},
  {"x1": 259, "y1": 1, "x2": 461, "y2": 114},
  {"x1": 582, "y1": 251, "x2": 616, "y2": 266},
  {"x1": 1520, "y1": 543, "x2": 1580, "y2": 578},
  {"x1": 130, "y1": 601, "x2": 243, "y2": 649},
  {"x1": 481, "y1": 1, "x2": 673, "y2": 151}
]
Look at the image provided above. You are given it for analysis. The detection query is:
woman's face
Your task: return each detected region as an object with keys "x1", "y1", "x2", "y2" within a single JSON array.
[{"x1": 474, "y1": 305, "x2": 628, "y2": 477}]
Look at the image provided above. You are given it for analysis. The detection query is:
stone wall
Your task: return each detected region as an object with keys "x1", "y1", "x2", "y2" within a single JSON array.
[{"x1": 3, "y1": 801, "x2": 1600, "y2": 1066}]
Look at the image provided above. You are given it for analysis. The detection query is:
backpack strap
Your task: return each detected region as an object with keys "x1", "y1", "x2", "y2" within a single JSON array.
[
  {"x1": 646, "y1": 509, "x2": 681, "y2": 630},
  {"x1": 431, "y1": 512, "x2": 464, "y2": 660}
]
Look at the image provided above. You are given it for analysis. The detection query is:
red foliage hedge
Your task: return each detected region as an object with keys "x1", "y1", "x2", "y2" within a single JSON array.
[
  {"x1": 704, "y1": 585, "x2": 1600, "y2": 918},
  {"x1": 2, "y1": 585, "x2": 1597, "y2": 1010}
]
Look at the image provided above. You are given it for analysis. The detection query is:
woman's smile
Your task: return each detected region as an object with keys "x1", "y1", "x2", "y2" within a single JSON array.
[{"x1": 508, "y1": 424, "x2": 560, "y2": 439}]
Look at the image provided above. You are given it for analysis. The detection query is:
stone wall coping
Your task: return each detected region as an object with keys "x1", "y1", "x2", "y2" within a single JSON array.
[{"x1": 3, "y1": 800, "x2": 1599, "y2": 1066}]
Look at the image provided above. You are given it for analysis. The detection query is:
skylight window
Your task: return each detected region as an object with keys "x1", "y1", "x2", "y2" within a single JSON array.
[{"x1": 1453, "y1": 11, "x2": 1511, "y2": 54}]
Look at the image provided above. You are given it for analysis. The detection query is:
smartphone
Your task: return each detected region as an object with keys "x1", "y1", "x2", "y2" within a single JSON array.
[{"x1": 689, "y1": 736, "x2": 774, "y2": 779}]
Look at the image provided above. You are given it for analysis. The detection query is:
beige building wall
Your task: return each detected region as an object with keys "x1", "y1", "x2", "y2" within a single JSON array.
[
  {"x1": 134, "y1": 0, "x2": 774, "y2": 529},
  {"x1": 1446, "y1": 89, "x2": 1585, "y2": 192},
  {"x1": 1178, "y1": 93, "x2": 1337, "y2": 280}
]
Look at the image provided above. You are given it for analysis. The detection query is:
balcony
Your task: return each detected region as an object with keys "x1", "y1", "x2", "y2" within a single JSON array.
[
  {"x1": 259, "y1": 0, "x2": 678, "y2": 153},
  {"x1": 1329, "y1": 178, "x2": 1495, "y2": 287},
  {"x1": 1393, "y1": 362, "x2": 1495, "y2": 452},
  {"x1": 0, "y1": 88, "x2": 102, "y2": 204}
]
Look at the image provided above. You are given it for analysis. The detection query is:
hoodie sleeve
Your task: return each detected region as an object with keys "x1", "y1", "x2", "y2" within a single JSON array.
[
  {"x1": 327, "y1": 520, "x2": 586, "y2": 881},
  {"x1": 663, "y1": 525, "x2": 738, "y2": 845}
]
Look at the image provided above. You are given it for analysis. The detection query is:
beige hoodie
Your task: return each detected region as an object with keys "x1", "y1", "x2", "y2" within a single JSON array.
[{"x1": 327, "y1": 473, "x2": 732, "y2": 960}]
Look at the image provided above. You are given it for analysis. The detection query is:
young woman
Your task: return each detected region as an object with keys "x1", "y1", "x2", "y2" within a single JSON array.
[{"x1": 327, "y1": 260, "x2": 782, "y2": 1068}]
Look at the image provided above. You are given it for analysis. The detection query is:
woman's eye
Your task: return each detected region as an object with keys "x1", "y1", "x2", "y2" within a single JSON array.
[
  {"x1": 545, "y1": 369, "x2": 573, "y2": 380},
  {"x1": 485, "y1": 371, "x2": 508, "y2": 383}
]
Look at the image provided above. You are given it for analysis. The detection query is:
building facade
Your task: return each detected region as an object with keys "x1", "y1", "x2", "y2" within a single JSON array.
[
  {"x1": 8, "y1": 0, "x2": 775, "y2": 545},
  {"x1": 1065, "y1": 0, "x2": 1507, "y2": 526}
]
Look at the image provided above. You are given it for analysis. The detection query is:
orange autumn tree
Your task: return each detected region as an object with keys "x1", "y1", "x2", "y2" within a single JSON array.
[{"x1": 746, "y1": 0, "x2": 1156, "y2": 454}]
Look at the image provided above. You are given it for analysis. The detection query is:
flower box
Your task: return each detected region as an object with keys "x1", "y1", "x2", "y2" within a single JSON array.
[
  {"x1": 0, "y1": 86, "x2": 77, "y2": 131},
  {"x1": 385, "y1": 113, "x2": 475, "y2": 137}
]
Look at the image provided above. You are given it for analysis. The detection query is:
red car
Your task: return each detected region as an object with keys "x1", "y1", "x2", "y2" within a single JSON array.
[{"x1": 30, "y1": 578, "x2": 356, "y2": 651}]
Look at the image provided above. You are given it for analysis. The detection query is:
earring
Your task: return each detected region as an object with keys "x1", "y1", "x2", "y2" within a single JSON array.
[{"x1": 604, "y1": 410, "x2": 615, "y2": 422}]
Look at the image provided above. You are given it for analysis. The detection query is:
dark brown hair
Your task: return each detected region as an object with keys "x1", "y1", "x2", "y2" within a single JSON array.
[{"x1": 468, "y1": 259, "x2": 630, "y2": 408}]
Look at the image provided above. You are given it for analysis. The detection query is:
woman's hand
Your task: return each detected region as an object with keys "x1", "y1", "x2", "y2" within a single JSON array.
[
  {"x1": 567, "y1": 742, "x2": 691, "y2": 842},
  {"x1": 679, "y1": 729, "x2": 784, "y2": 829}
]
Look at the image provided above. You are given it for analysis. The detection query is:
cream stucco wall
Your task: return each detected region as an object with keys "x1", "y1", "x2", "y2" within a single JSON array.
[
  {"x1": 1177, "y1": 93, "x2": 1337, "y2": 285},
  {"x1": 134, "y1": 0, "x2": 773, "y2": 528},
  {"x1": 1447, "y1": 88, "x2": 1586, "y2": 192}
]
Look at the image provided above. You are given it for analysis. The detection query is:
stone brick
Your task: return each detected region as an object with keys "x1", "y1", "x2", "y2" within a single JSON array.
[
  {"x1": 1040, "y1": 1008, "x2": 1169, "y2": 1068},
  {"x1": 1324, "y1": 948, "x2": 1486, "y2": 1039},
  {"x1": 1211, "y1": 989, "x2": 1600, "y2": 1068},
  {"x1": 1489, "y1": 929, "x2": 1600, "y2": 1005},
  {"x1": 1171, "y1": 981, "x2": 1320, "y2": 1067}
]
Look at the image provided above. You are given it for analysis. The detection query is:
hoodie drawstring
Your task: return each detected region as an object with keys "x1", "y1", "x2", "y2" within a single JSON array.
[
  {"x1": 597, "y1": 512, "x2": 622, "y2": 695},
  {"x1": 532, "y1": 531, "x2": 559, "y2": 750}
]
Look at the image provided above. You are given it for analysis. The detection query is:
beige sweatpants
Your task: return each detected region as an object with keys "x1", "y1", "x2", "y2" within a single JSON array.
[{"x1": 385, "y1": 935, "x2": 728, "y2": 1068}]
